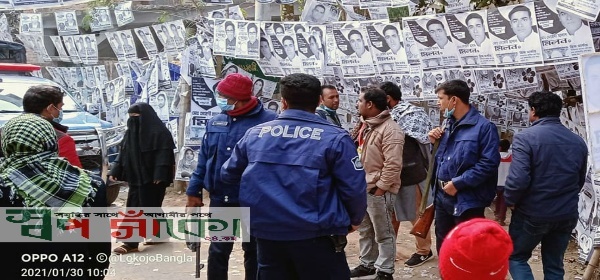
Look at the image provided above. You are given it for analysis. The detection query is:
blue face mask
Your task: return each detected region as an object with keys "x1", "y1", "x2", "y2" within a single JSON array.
[
  {"x1": 52, "y1": 105, "x2": 63, "y2": 123},
  {"x1": 216, "y1": 96, "x2": 235, "y2": 111},
  {"x1": 443, "y1": 98, "x2": 455, "y2": 119}
]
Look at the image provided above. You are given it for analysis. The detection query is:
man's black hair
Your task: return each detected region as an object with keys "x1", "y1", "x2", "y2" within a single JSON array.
[
  {"x1": 508, "y1": 5, "x2": 531, "y2": 20},
  {"x1": 528, "y1": 91, "x2": 562, "y2": 118},
  {"x1": 379, "y1": 81, "x2": 402, "y2": 101},
  {"x1": 465, "y1": 13, "x2": 484, "y2": 25},
  {"x1": 361, "y1": 86, "x2": 388, "y2": 111},
  {"x1": 225, "y1": 21, "x2": 235, "y2": 31},
  {"x1": 435, "y1": 80, "x2": 470, "y2": 104},
  {"x1": 23, "y1": 85, "x2": 64, "y2": 114},
  {"x1": 248, "y1": 22, "x2": 257, "y2": 32},
  {"x1": 499, "y1": 139, "x2": 511, "y2": 152},
  {"x1": 426, "y1": 19, "x2": 444, "y2": 30},
  {"x1": 347, "y1": 29, "x2": 363, "y2": 40},
  {"x1": 382, "y1": 25, "x2": 398, "y2": 35},
  {"x1": 280, "y1": 73, "x2": 321, "y2": 111},
  {"x1": 282, "y1": 35, "x2": 294, "y2": 45}
]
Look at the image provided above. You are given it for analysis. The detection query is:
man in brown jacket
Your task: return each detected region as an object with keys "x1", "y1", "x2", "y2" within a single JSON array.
[{"x1": 350, "y1": 86, "x2": 405, "y2": 280}]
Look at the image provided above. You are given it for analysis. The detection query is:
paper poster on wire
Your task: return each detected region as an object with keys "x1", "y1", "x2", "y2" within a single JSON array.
[
  {"x1": 395, "y1": 68, "x2": 424, "y2": 101},
  {"x1": 19, "y1": 13, "x2": 43, "y2": 34},
  {"x1": 115, "y1": 62, "x2": 134, "y2": 92},
  {"x1": 208, "y1": 5, "x2": 245, "y2": 20},
  {"x1": 271, "y1": 34, "x2": 303, "y2": 76},
  {"x1": 556, "y1": 0, "x2": 600, "y2": 22},
  {"x1": 445, "y1": 0, "x2": 471, "y2": 14},
  {"x1": 152, "y1": 21, "x2": 186, "y2": 56},
  {"x1": 213, "y1": 19, "x2": 238, "y2": 57},
  {"x1": 252, "y1": 77, "x2": 277, "y2": 99},
  {"x1": 114, "y1": 1, "x2": 134, "y2": 27},
  {"x1": 535, "y1": 0, "x2": 595, "y2": 65},
  {"x1": 446, "y1": 10, "x2": 497, "y2": 69},
  {"x1": 234, "y1": 21, "x2": 260, "y2": 59},
  {"x1": 296, "y1": 32, "x2": 324, "y2": 77},
  {"x1": 421, "y1": 70, "x2": 446, "y2": 100},
  {"x1": 55, "y1": 11, "x2": 79, "y2": 35},
  {"x1": 90, "y1": 7, "x2": 112, "y2": 32},
  {"x1": 475, "y1": 69, "x2": 507, "y2": 94},
  {"x1": 504, "y1": 67, "x2": 539, "y2": 92},
  {"x1": 50, "y1": 36, "x2": 71, "y2": 62},
  {"x1": 257, "y1": 34, "x2": 284, "y2": 77},
  {"x1": 365, "y1": 22, "x2": 410, "y2": 75},
  {"x1": 333, "y1": 27, "x2": 377, "y2": 78},
  {"x1": 579, "y1": 54, "x2": 600, "y2": 176},
  {"x1": 403, "y1": 15, "x2": 461, "y2": 71},
  {"x1": 445, "y1": 68, "x2": 479, "y2": 96},
  {"x1": 301, "y1": 0, "x2": 341, "y2": 24},
  {"x1": 358, "y1": 0, "x2": 391, "y2": 9},
  {"x1": 184, "y1": 113, "x2": 206, "y2": 146},
  {"x1": 149, "y1": 90, "x2": 171, "y2": 121},
  {"x1": 190, "y1": 77, "x2": 220, "y2": 117},
  {"x1": 118, "y1": 30, "x2": 138, "y2": 60},
  {"x1": 555, "y1": 62, "x2": 580, "y2": 80},
  {"x1": 487, "y1": 2, "x2": 544, "y2": 66},
  {"x1": 134, "y1": 27, "x2": 158, "y2": 57},
  {"x1": 175, "y1": 147, "x2": 199, "y2": 181},
  {"x1": 402, "y1": 21, "x2": 421, "y2": 66},
  {"x1": 0, "y1": 14, "x2": 12, "y2": 42},
  {"x1": 75, "y1": 34, "x2": 98, "y2": 65}
]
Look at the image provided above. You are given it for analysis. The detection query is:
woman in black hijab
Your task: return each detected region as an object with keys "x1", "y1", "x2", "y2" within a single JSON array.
[{"x1": 109, "y1": 102, "x2": 176, "y2": 254}]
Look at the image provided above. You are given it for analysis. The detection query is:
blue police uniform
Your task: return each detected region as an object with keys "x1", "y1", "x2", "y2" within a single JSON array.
[
  {"x1": 187, "y1": 101, "x2": 276, "y2": 280},
  {"x1": 221, "y1": 109, "x2": 367, "y2": 280}
]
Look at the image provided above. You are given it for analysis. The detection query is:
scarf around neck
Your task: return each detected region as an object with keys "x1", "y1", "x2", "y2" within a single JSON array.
[{"x1": 0, "y1": 114, "x2": 94, "y2": 211}]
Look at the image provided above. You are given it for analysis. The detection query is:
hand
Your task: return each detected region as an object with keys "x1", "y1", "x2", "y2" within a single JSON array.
[
  {"x1": 108, "y1": 175, "x2": 117, "y2": 182},
  {"x1": 443, "y1": 181, "x2": 458, "y2": 196},
  {"x1": 348, "y1": 224, "x2": 359, "y2": 234},
  {"x1": 186, "y1": 196, "x2": 204, "y2": 207},
  {"x1": 373, "y1": 188, "x2": 386, "y2": 196},
  {"x1": 428, "y1": 127, "x2": 444, "y2": 143}
]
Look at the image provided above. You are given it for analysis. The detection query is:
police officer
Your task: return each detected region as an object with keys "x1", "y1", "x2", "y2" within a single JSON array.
[
  {"x1": 221, "y1": 73, "x2": 367, "y2": 279},
  {"x1": 187, "y1": 73, "x2": 276, "y2": 280}
]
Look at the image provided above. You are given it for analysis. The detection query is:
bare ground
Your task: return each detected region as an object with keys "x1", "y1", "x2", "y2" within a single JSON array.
[{"x1": 104, "y1": 187, "x2": 588, "y2": 280}]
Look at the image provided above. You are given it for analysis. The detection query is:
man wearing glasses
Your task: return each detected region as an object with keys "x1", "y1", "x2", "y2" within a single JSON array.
[{"x1": 225, "y1": 21, "x2": 237, "y2": 54}]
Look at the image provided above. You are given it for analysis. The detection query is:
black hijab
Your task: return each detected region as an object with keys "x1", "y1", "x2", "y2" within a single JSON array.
[{"x1": 127, "y1": 102, "x2": 175, "y2": 152}]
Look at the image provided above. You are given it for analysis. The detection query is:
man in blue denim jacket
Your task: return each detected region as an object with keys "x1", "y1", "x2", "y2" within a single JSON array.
[
  {"x1": 505, "y1": 91, "x2": 587, "y2": 280},
  {"x1": 187, "y1": 73, "x2": 276, "y2": 280},
  {"x1": 221, "y1": 73, "x2": 367, "y2": 280},
  {"x1": 428, "y1": 80, "x2": 500, "y2": 253}
]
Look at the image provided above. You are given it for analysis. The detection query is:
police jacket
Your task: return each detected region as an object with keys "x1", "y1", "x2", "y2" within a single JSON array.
[
  {"x1": 187, "y1": 101, "x2": 276, "y2": 203},
  {"x1": 434, "y1": 106, "x2": 500, "y2": 215},
  {"x1": 221, "y1": 109, "x2": 367, "y2": 241},
  {"x1": 505, "y1": 117, "x2": 587, "y2": 222}
]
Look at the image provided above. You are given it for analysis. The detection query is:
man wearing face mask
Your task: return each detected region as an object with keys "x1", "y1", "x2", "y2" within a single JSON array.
[
  {"x1": 187, "y1": 73, "x2": 276, "y2": 280},
  {"x1": 21, "y1": 85, "x2": 82, "y2": 168},
  {"x1": 427, "y1": 80, "x2": 500, "y2": 254}
]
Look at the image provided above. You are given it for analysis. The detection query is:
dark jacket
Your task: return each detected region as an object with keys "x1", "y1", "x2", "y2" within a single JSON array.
[
  {"x1": 504, "y1": 117, "x2": 587, "y2": 222},
  {"x1": 434, "y1": 106, "x2": 500, "y2": 215},
  {"x1": 187, "y1": 101, "x2": 276, "y2": 203},
  {"x1": 221, "y1": 109, "x2": 367, "y2": 240}
]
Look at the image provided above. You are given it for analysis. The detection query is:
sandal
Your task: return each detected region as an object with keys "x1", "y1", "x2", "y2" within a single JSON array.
[{"x1": 113, "y1": 244, "x2": 139, "y2": 254}]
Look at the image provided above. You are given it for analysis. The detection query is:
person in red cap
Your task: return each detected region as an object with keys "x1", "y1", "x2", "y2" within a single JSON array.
[
  {"x1": 187, "y1": 73, "x2": 277, "y2": 280},
  {"x1": 439, "y1": 218, "x2": 513, "y2": 280}
]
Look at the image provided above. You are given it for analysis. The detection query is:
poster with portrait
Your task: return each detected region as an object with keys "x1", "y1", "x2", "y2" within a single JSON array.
[
  {"x1": 114, "y1": 1, "x2": 134, "y2": 27},
  {"x1": 445, "y1": 68, "x2": 479, "y2": 95},
  {"x1": 555, "y1": 62, "x2": 580, "y2": 80},
  {"x1": 75, "y1": 34, "x2": 98, "y2": 65},
  {"x1": 395, "y1": 68, "x2": 424, "y2": 101},
  {"x1": 235, "y1": 21, "x2": 260, "y2": 59},
  {"x1": 272, "y1": 34, "x2": 303, "y2": 76},
  {"x1": 134, "y1": 26, "x2": 158, "y2": 57},
  {"x1": 198, "y1": 36, "x2": 217, "y2": 77},
  {"x1": 105, "y1": 31, "x2": 124, "y2": 61},
  {"x1": 116, "y1": 62, "x2": 134, "y2": 92},
  {"x1": 296, "y1": 32, "x2": 324, "y2": 76},
  {"x1": 557, "y1": 0, "x2": 600, "y2": 22},
  {"x1": 403, "y1": 15, "x2": 461, "y2": 71},
  {"x1": 446, "y1": 10, "x2": 497, "y2": 69},
  {"x1": 301, "y1": 0, "x2": 341, "y2": 24},
  {"x1": 152, "y1": 21, "x2": 185, "y2": 56},
  {"x1": 487, "y1": 3, "x2": 544, "y2": 66},
  {"x1": 149, "y1": 90, "x2": 171, "y2": 121},
  {"x1": 257, "y1": 34, "x2": 284, "y2": 77},
  {"x1": 156, "y1": 53, "x2": 171, "y2": 87},
  {"x1": 212, "y1": 19, "x2": 237, "y2": 57},
  {"x1": 575, "y1": 172, "x2": 598, "y2": 262},
  {"x1": 208, "y1": 5, "x2": 245, "y2": 20},
  {"x1": 166, "y1": 118, "x2": 178, "y2": 152},
  {"x1": 90, "y1": 7, "x2": 113, "y2": 32},
  {"x1": 176, "y1": 147, "x2": 199, "y2": 181},
  {"x1": 422, "y1": 70, "x2": 446, "y2": 100},
  {"x1": 190, "y1": 77, "x2": 220, "y2": 115},
  {"x1": 402, "y1": 20, "x2": 421, "y2": 66},
  {"x1": 93, "y1": 65, "x2": 109, "y2": 85},
  {"x1": 19, "y1": 13, "x2": 43, "y2": 34},
  {"x1": 251, "y1": 77, "x2": 277, "y2": 99},
  {"x1": 55, "y1": 11, "x2": 79, "y2": 35},
  {"x1": 17, "y1": 34, "x2": 51, "y2": 62},
  {"x1": 535, "y1": 0, "x2": 595, "y2": 65},
  {"x1": 118, "y1": 30, "x2": 137, "y2": 60},
  {"x1": 365, "y1": 22, "x2": 410, "y2": 75},
  {"x1": 0, "y1": 14, "x2": 12, "y2": 42},
  {"x1": 579, "y1": 54, "x2": 600, "y2": 176},
  {"x1": 333, "y1": 27, "x2": 377, "y2": 78},
  {"x1": 50, "y1": 36, "x2": 71, "y2": 62}
]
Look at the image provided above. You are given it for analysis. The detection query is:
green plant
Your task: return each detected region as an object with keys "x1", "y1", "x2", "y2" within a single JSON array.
[{"x1": 158, "y1": 11, "x2": 170, "y2": 23}]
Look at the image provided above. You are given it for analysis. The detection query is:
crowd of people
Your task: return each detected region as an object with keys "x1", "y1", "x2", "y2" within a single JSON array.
[{"x1": 0, "y1": 73, "x2": 589, "y2": 280}]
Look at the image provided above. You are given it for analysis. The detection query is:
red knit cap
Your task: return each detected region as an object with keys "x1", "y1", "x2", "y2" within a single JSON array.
[
  {"x1": 216, "y1": 73, "x2": 253, "y2": 101},
  {"x1": 439, "y1": 218, "x2": 513, "y2": 280}
]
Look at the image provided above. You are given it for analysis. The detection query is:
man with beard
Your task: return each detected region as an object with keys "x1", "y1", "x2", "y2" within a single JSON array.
[{"x1": 316, "y1": 85, "x2": 341, "y2": 126}]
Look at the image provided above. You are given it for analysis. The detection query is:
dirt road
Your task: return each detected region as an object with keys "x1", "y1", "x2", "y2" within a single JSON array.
[{"x1": 104, "y1": 187, "x2": 587, "y2": 280}]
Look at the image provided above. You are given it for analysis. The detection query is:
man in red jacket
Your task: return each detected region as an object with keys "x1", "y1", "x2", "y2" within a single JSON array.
[{"x1": 22, "y1": 85, "x2": 82, "y2": 167}]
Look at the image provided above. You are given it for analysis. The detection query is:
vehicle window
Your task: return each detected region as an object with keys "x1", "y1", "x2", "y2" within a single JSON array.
[{"x1": 0, "y1": 83, "x2": 80, "y2": 112}]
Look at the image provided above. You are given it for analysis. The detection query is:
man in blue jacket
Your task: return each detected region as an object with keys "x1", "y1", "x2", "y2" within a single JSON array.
[
  {"x1": 221, "y1": 73, "x2": 367, "y2": 279},
  {"x1": 505, "y1": 91, "x2": 587, "y2": 280},
  {"x1": 187, "y1": 73, "x2": 276, "y2": 280},
  {"x1": 428, "y1": 80, "x2": 500, "y2": 253}
]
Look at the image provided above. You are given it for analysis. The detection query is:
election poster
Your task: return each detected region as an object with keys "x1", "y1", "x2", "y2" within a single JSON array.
[
  {"x1": 20, "y1": 13, "x2": 43, "y2": 34},
  {"x1": 134, "y1": 26, "x2": 159, "y2": 57},
  {"x1": 402, "y1": 20, "x2": 421, "y2": 66},
  {"x1": 75, "y1": 34, "x2": 98, "y2": 65},
  {"x1": 535, "y1": 0, "x2": 595, "y2": 65},
  {"x1": 446, "y1": 10, "x2": 497, "y2": 69},
  {"x1": 487, "y1": 3, "x2": 544, "y2": 66},
  {"x1": 555, "y1": 62, "x2": 580, "y2": 80},
  {"x1": 89, "y1": 7, "x2": 112, "y2": 32},
  {"x1": 208, "y1": 5, "x2": 245, "y2": 20},
  {"x1": 190, "y1": 76, "x2": 219, "y2": 115},
  {"x1": 106, "y1": 31, "x2": 125, "y2": 61},
  {"x1": 504, "y1": 67, "x2": 539, "y2": 92},
  {"x1": 175, "y1": 147, "x2": 199, "y2": 181},
  {"x1": 0, "y1": 14, "x2": 12, "y2": 42},
  {"x1": 333, "y1": 26, "x2": 377, "y2": 77},
  {"x1": 50, "y1": 36, "x2": 71, "y2": 62},
  {"x1": 55, "y1": 11, "x2": 79, "y2": 35},
  {"x1": 114, "y1": 1, "x2": 134, "y2": 27},
  {"x1": 358, "y1": 0, "x2": 391, "y2": 9},
  {"x1": 272, "y1": 34, "x2": 303, "y2": 76},
  {"x1": 301, "y1": 0, "x2": 341, "y2": 24},
  {"x1": 257, "y1": 34, "x2": 284, "y2": 77},
  {"x1": 152, "y1": 21, "x2": 186, "y2": 56},
  {"x1": 403, "y1": 15, "x2": 461, "y2": 71},
  {"x1": 117, "y1": 30, "x2": 137, "y2": 60},
  {"x1": 365, "y1": 22, "x2": 410, "y2": 75},
  {"x1": 445, "y1": 0, "x2": 471, "y2": 14},
  {"x1": 235, "y1": 21, "x2": 260, "y2": 59},
  {"x1": 213, "y1": 19, "x2": 237, "y2": 57},
  {"x1": 475, "y1": 69, "x2": 507, "y2": 94},
  {"x1": 394, "y1": 68, "x2": 424, "y2": 101},
  {"x1": 422, "y1": 70, "x2": 446, "y2": 100},
  {"x1": 252, "y1": 77, "x2": 277, "y2": 99},
  {"x1": 557, "y1": 0, "x2": 600, "y2": 22},
  {"x1": 367, "y1": 7, "x2": 389, "y2": 20}
]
